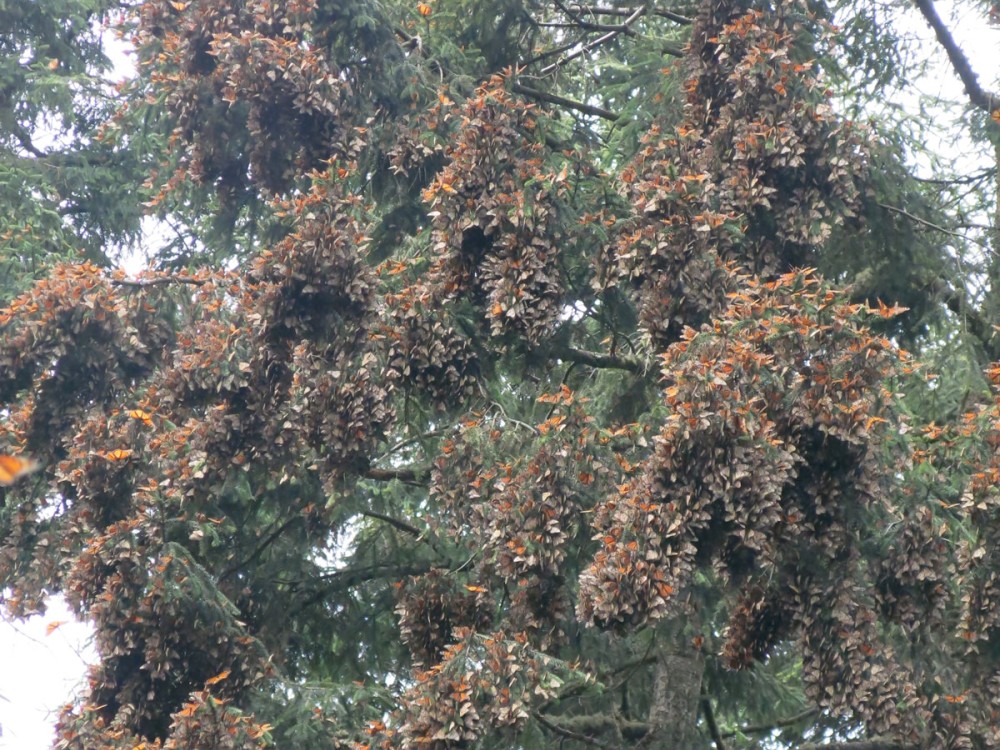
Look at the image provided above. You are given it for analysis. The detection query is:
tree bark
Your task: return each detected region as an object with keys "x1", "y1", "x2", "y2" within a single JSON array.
[{"x1": 638, "y1": 647, "x2": 705, "y2": 749}]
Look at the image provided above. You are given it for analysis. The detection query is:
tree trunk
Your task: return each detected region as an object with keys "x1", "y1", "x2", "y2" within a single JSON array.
[{"x1": 638, "y1": 646, "x2": 706, "y2": 749}]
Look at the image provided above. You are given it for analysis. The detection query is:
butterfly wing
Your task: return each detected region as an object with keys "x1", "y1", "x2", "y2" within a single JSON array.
[{"x1": 0, "y1": 454, "x2": 39, "y2": 486}]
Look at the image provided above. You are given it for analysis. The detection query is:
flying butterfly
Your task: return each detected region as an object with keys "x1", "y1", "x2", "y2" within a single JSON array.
[{"x1": 0, "y1": 454, "x2": 39, "y2": 486}]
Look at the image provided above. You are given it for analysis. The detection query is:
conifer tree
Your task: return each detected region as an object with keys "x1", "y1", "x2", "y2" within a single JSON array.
[{"x1": 1, "y1": 0, "x2": 999, "y2": 748}]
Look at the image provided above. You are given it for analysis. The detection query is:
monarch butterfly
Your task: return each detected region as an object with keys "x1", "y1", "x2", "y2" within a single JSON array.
[
  {"x1": 0, "y1": 454, "x2": 39, "y2": 486},
  {"x1": 102, "y1": 449, "x2": 133, "y2": 461},
  {"x1": 128, "y1": 409, "x2": 154, "y2": 427}
]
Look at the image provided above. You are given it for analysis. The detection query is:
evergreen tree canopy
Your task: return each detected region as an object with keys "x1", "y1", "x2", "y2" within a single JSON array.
[{"x1": 1, "y1": 0, "x2": 999, "y2": 748}]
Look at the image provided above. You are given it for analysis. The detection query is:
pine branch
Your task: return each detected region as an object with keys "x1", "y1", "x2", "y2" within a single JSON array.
[{"x1": 912, "y1": 0, "x2": 1000, "y2": 114}]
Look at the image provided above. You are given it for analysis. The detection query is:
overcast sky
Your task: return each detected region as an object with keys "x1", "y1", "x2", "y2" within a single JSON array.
[
  {"x1": 0, "y1": 599, "x2": 93, "y2": 748},
  {"x1": 0, "y1": 3, "x2": 997, "y2": 749}
]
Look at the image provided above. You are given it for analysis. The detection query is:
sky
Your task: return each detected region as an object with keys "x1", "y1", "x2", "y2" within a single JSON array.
[
  {"x1": 0, "y1": 3, "x2": 997, "y2": 748},
  {"x1": 0, "y1": 599, "x2": 93, "y2": 748}
]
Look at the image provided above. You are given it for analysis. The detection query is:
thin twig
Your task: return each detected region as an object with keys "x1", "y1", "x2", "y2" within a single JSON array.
[
  {"x1": 478, "y1": 381, "x2": 539, "y2": 434},
  {"x1": 876, "y1": 201, "x2": 994, "y2": 251},
  {"x1": 541, "y1": 5, "x2": 648, "y2": 75}
]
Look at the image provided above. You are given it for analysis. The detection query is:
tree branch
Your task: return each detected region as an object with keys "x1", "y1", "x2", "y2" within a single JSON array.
[
  {"x1": 797, "y1": 742, "x2": 914, "y2": 750},
  {"x1": 360, "y1": 509, "x2": 422, "y2": 537},
  {"x1": 363, "y1": 465, "x2": 431, "y2": 485},
  {"x1": 700, "y1": 697, "x2": 726, "y2": 750},
  {"x1": 12, "y1": 123, "x2": 46, "y2": 158},
  {"x1": 287, "y1": 562, "x2": 434, "y2": 616},
  {"x1": 534, "y1": 712, "x2": 614, "y2": 750},
  {"x1": 541, "y1": 5, "x2": 648, "y2": 75},
  {"x1": 552, "y1": 344, "x2": 644, "y2": 373},
  {"x1": 218, "y1": 516, "x2": 300, "y2": 582},
  {"x1": 512, "y1": 83, "x2": 620, "y2": 121},
  {"x1": 552, "y1": 0, "x2": 640, "y2": 37},
  {"x1": 111, "y1": 275, "x2": 208, "y2": 289},
  {"x1": 567, "y1": 5, "x2": 693, "y2": 25},
  {"x1": 535, "y1": 713, "x2": 649, "y2": 742},
  {"x1": 876, "y1": 201, "x2": 990, "y2": 247},
  {"x1": 720, "y1": 707, "x2": 818, "y2": 738},
  {"x1": 912, "y1": 166, "x2": 996, "y2": 185},
  {"x1": 912, "y1": 0, "x2": 1000, "y2": 114}
]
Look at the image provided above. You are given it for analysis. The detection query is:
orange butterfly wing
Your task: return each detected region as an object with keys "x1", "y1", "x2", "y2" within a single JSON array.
[
  {"x1": 103, "y1": 449, "x2": 133, "y2": 461},
  {"x1": 128, "y1": 409, "x2": 154, "y2": 426},
  {"x1": 0, "y1": 454, "x2": 39, "y2": 486}
]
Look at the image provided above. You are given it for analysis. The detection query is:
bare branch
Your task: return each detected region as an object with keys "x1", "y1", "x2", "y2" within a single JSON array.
[
  {"x1": 360, "y1": 509, "x2": 422, "y2": 537},
  {"x1": 364, "y1": 466, "x2": 431, "y2": 485},
  {"x1": 913, "y1": 167, "x2": 996, "y2": 186},
  {"x1": 912, "y1": 0, "x2": 1000, "y2": 113},
  {"x1": 112, "y1": 275, "x2": 208, "y2": 289},
  {"x1": 512, "y1": 83, "x2": 620, "y2": 121},
  {"x1": 876, "y1": 201, "x2": 994, "y2": 251},
  {"x1": 553, "y1": 344, "x2": 644, "y2": 373},
  {"x1": 534, "y1": 713, "x2": 649, "y2": 743},
  {"x1": 553, "y1": 0, "x2": 638, "y2": 36},
  {"x1": 12, "y1": 123, "x2": 46, "y2": 158}
]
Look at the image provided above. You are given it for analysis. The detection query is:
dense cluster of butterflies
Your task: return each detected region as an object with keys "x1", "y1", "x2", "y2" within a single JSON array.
[{"x1": 0, "y1": 410, "x2": 149, "y2": 485}]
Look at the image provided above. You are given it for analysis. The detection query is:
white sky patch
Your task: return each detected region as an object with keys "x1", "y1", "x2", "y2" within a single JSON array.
[{"x1": 0, "y1": 598, "x2": 95, "y2": 749}]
